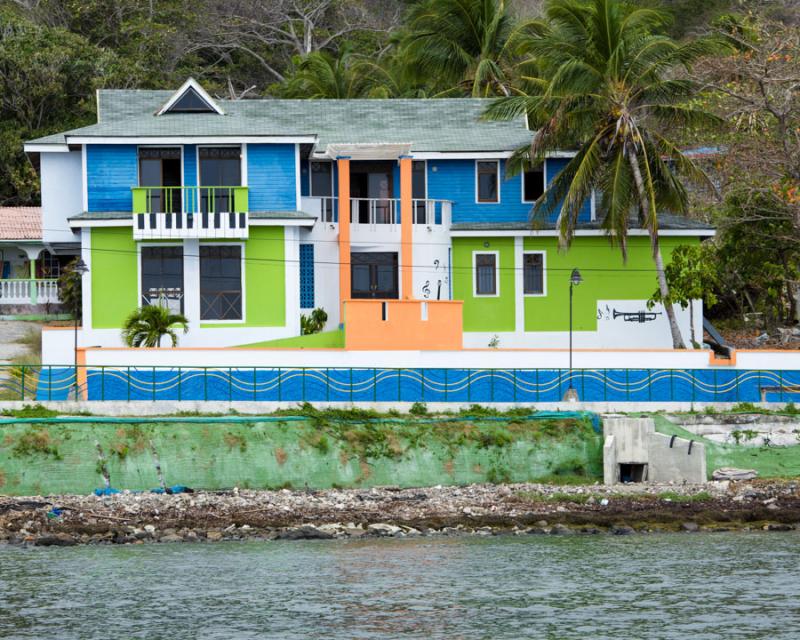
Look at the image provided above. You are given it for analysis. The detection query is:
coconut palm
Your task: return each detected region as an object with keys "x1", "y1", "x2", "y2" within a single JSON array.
[
  {"x1": 282, "y1": 48, "x2": 378, "y2": 99},
  {"x1": 121, "y1": 305, "x2": 188, "y2": 348},
  {"x1": 485, "y1": 0, "x2": 726, "y2": 348},
  {"x1": 398, "y1": 0, "x2": 536, "y2": 97}
]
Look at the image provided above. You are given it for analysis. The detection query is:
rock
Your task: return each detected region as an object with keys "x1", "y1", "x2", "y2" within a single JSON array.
[
  {"x1": 526, "y1": 527, "x2": 548, "y2": 535},
  {"x1": 681, "y1": 522, "x2": 700, "y2": 533},
  {"x1": 765, "y1": 523, "x2": 794, "y2": 532},
  {"x1": 586, "y1": 496, "x2": 597, "y2": 505},
  {"x1": 35, "y1": 534, "x2": 76, "y2": 547},
  {"x1": 611, "y1": 526, "x2": 635, "y2": 536},
  {"x1": 206, "y1": 530, "x2": 224, "y2": 541},
  {"x1": 276, "y1": 525, "x2": 334, "y2": 540},
  {"x1": 549, "y1": 524, "x2": 573, "y2": 535},
  {"x1": 159, "y1": 533, "x2": 184, "y2": 543},
  {"x1": 535, "y1": 520, "x2": 548, "y2": 527},
  {"x1": 767, "y1": 503, "x2": 780, "y2": 511},
  {"x1": 367, "y1": 523, "x2": 402, "y2": 537},
  {"x1": 144, "y1": 524, "x2": 156, "y2": 535},
  {"x1": 579, "y1": 527, "x2": 602, "y2": 535},
  {"x1": 713, "y1": 468, "x2": 758, "y2": 482},
  {"x1": 600, "y1": 498, "x2": 609, "y2": 506}
]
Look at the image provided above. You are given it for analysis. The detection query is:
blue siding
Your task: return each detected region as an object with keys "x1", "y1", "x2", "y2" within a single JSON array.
[
  {"x1": 183, "y1": 144, "x2": 197, "y2": 187},
  {"x1": 428, "y1": 158, "x2": 592, "y2": 225},
  {"x1": 87, "y1": 144, "x2": 138, "y2": 212},
  {"x1": 247, "y1": 143, "x2": 297, "y2": 211},
  {"x1": 299, "y1": 244, "x2": 315, "y2": 308}
]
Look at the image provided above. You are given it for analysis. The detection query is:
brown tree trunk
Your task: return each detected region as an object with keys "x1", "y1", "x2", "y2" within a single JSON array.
[{"x1": 627, "y1": 145, "x2": 687, "y2": 349}]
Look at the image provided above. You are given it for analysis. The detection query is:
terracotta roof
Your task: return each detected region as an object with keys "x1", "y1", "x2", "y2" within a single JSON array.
[{"x1": 0, "y1": 207, "x2": 42, "y2": 240}]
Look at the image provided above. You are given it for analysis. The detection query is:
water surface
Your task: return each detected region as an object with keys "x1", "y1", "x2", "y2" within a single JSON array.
[{"x1": 1, "y1": 533, "x2": 798, "y2": 639}]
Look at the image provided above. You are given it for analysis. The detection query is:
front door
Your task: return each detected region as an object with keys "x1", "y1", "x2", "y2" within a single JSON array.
[
  {"x1": 139, "y1": 147, "x2": 182, "y2": 213},
  {"x1": 351, "y1": 252, "x2": 398, "y2": 299},
  {"x1": 350, "y1": 161, "x2": 393, "y2": 224}
]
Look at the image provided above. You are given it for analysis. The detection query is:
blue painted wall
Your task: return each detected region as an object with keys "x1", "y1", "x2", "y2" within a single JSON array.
[
  {"x1": 426, "y1": 158, "x2": 592, "y2": 225},
  {"x1": 546, "y1": 157, "x2": 593, "y2": 223},
  {"x1": 87, "y1": 144, "x2": 137, "y2": 212},
  {"x1": 183, "y1": 144, "x2": 197, "y2": 187},
  {"x1": 247, "y1": 143, "x2": 297, "y2": 211}
]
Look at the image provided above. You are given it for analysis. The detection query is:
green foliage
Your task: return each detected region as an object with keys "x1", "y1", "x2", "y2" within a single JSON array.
[
  {"x1": 1, "y1": 403, "x2": 58, "y2": 418},
  {"x1": 657, "y1": 490, "x2": 712, "y2": 502},
  {"x1": 12, "y1": 426, "x2": 61, "y2": 459},
  {"x1": 409, "y1": 402, "x2": 428, "y2": 416},
  {"x1": 300, "y1": 308, "x2": 329, "y2": 335},
  {"x1": 57, "y1": 258, "x2": 84, "y2": 319},
  {"x1": 484, "y1": 0, "x2": 729, "y2": 348},
  {"x1": 649, "y1": 244, "x2": 718, "y2": 310},
  {"x1": 121, "y1": 305, "x2": 189, "y2": 348}
]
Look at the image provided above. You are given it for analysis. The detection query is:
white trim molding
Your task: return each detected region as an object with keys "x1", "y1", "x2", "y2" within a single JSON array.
[
  {"x1": 472, "y1": 250, "x2": 500, "y2": 297},
  {"x1": 156, "y1": 78, "x2": 225, "y2": 116},
  {"x1": 522, "y1": 250, "x2": 547, "y2": 297},
  {"x1": 67, "y1": 136, "x2": 318, "y2": 145},
  {"x1": 24, "y1": 143, "x2": 70, "y2": 153},
  {"x1": 451, "y1": 229, "x2": 716, "y2": 238},
  {"x1": 475, "y1": 159, "x2": 501, "y2": 204}
]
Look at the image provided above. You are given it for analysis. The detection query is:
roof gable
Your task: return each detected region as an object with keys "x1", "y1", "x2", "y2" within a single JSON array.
[{"x1": 156, "y1": 78, "x2": 223, "y2": 116}]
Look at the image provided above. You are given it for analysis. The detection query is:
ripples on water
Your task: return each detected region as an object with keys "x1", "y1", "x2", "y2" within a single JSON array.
[{"x1": 1, "y1": 533, "x2": 799, "y2": 639}]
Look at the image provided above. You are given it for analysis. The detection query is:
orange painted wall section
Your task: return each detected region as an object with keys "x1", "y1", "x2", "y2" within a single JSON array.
[
  {"x1": 337, "y1": 158, "x2": 351, "y2": 319},
  {"x1": 344, "y1": 299, "x2": 463, "y2": 350},
  {"x1": 399, "y1": 157, "x2": 413, "y2": 299}
]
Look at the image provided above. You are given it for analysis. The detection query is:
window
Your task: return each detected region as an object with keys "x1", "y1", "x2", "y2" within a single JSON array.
[
  {"x1": 310, "y1": 161, "x2": 333, "y2": 197},
  {"x1": 412, "y1": 160, "x2": 427, "y2": 223},
  {"x1": 523, "y1": 165, "x2": 545, "y2": 202},
  {"x1": 141, "y1": 246, "x2": 184, "y2": 313},
  {"x1": 477, "y1": 161, "x2": 499, "y2": 203},
  {"x1": 139, "y1": 147, "x2": 182, "y2": 213},
  {"x1": 523, "y1": 252, "x2": 545, "y2": 295},
  {"x1": 199, "y1": 147, "x2": 241, "y2": 213},
  {"x1": 474, "y1": 252, "x2": 498, "y2": 296},
  {"x1": 200, "y1": 245, "x2": 242, "y2": 321},
  {"x1": 168, "y1": 87, "x2": 217, "y2": 113}
]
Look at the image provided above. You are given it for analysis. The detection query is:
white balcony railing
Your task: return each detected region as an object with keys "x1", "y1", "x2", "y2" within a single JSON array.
[
  {"x1": 301, "y1": 197, "x2": 451, "y2": 228},
  {"x1": 0, "y1": 279, "x2": 61, "y2": 305},
  {"x1": 133, "y1": 210, "x2": 249, "y2": 240}
]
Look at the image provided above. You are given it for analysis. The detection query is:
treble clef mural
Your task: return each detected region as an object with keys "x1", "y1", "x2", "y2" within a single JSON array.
[{"x1": 422, "y1": 281, "x2": 431, "y2": 299}]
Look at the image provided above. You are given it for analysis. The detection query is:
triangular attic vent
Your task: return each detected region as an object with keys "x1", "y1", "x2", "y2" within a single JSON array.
[{"x1": 157, "y1": 78, "x2": 223, "y2": 116}]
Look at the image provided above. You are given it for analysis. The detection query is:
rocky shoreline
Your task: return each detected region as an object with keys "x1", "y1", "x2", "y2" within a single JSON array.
[{"x1": 1, "y1": 480, "x2": 799, "y2": 546}]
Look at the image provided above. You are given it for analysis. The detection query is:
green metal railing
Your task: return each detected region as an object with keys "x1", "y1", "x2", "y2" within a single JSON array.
[{"x1": 131, "y1": 186, "x2": 249, "y2": 214}]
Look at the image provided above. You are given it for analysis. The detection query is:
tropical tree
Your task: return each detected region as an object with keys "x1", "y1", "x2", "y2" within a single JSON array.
[
  {"x1": 485, "y1": 0, "x2": 726, "y2": 348},
  {"x1": 398, "y1": 0, "x2": 536, "y2": 97},
  {"x1": 282, "y1": 48, "x2": 380, "y2": 98},
  {"x1": 121, "y1": 305, "x2": 189, "y2": 348}
]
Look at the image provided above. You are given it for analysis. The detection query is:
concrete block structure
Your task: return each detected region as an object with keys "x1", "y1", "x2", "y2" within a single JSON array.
[{"x1": 603, "y1": 417, "x2": 707, "y2": 484}]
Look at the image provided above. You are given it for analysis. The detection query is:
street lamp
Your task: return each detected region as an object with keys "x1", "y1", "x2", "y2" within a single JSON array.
[
  {"x1": 564, "y1": 268, "x2": 583, "y2": 402},
  {"x1": 70, "y1": 258, "x2": 88, "y2": 400}
]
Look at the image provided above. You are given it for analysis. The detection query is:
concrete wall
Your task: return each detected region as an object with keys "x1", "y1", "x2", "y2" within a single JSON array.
[
  {"x1": 41, "y1": 151, "x2": 82, "y2": 243},
  {"x1": 603, "y1": 417, "x2": 707, "y2": 484}
]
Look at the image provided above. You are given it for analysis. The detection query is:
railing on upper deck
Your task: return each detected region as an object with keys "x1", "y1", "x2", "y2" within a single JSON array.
[
  {"x1": 131, "y1": 186, "x2": 249, "y2": 240},
  {"x1": 300, "y1": 197, "x2": 450, "y2": 228}
]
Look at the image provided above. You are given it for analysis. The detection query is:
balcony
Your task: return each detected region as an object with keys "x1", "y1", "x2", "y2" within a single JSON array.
[
  {"x1": 132, "y1": 186, "x2": 249, "y2": 240},
  {"x1": 301, "y1": 197, "x2": 451, "y2": 229},
  {"x1": 0, "y1": 279, "x2": 60, "y2": 305}
]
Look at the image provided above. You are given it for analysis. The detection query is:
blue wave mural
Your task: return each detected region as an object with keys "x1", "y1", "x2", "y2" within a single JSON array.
[{"x1": 8, "y1": 366, "x2": 799, "y2": 403}]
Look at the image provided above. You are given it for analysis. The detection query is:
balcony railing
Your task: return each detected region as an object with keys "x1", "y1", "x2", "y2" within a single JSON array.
[
  {"x1": 0, "y1": 279, "x2": 60, "y2": 305},
  {"x1": 301, "y1": 197, "x2": 451, "y2": 228},
  {"x1": 131, "y1": 186, "x2": 249, "y2": 240}
]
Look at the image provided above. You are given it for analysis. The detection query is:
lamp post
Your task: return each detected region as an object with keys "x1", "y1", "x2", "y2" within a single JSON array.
[
  {"x1": 71, "y1": 258, "x2": 88, "y2": 400},
  {"x1": 564, "y1": 268, "x2": 583, "y2": 402}
]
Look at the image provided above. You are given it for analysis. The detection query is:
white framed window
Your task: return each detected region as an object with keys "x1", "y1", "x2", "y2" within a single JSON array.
[
  {"x1": 138, "y1": 243, "x2": 185, "y2": 314},
  {"x1": 199, "y1": 242, "x2": 245, "y2": 322},
  {"x1": 473, "y1": 251, "x2": 499, "y2": 297},
  {"x1": 475, "y1": 160, "x2": 500, "y2": 203},
  {"x1": 522, "y1": 164, "x2": 545, "y2": 203},
  {"x1": 523, "y1": 251, "x2": 546, "y2": 296}
]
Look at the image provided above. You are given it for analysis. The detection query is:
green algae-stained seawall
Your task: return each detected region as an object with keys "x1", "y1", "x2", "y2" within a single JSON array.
[{"x1": 0, "y1": 417, "x2": 602, "y2": 495}]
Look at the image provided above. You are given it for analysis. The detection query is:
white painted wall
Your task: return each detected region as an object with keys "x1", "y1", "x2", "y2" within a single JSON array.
[
  {"x1": 299, "y1": 222, "x2": 341, "y2": 328},
  {"x1": 41, "y1": 151, "x2": 83, "y2": 243},
  {"x1": 412, "y1": 226, "x2": 450, "y2": 301}
]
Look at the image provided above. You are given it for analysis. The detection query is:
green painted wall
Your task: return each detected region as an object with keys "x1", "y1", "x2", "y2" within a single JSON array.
[
  {"x1": 451, "y1": 235, "x2": 698, "y2": 333},
  {"x1": 238, "y1": 329, "x2": 344, "y2": 349},
  {"x1": 452, "y1": 237, "x2": 516, "y2": 331},
  {"x1": 523, "y1": 236, "x2": 696, "y2": 332},
  {"x1": 91, "y1": 227, "x2": 138, "y2": 328},
  {"x1": 201, "y1": 226, "x2": 286, "y2": 328},
  {"x1": 0, "y1": 417, "x2": 602, "y2": 494}
]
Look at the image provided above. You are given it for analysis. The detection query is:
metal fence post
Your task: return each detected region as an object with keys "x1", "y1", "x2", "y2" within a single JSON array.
[
  {"x1": 302, "y1": 367, "x2": 306, "y2": 402},
  {"x1": 444, "y1": 368, "x2": 448, "y2": 403},
  {"x1": 326, "y1": 367, "x2": 330, "y2": 402},
  {"x1": 603, "y1": 369, "x2": 607, "y2": 402},
  {"x1": 467, "y1": 369, "x2": 472, "y2": 404},
  {"x1": 253, "y1": 367, "x2": 257, "y2": 401},
  {"x1": 513, "y1": 369, "x2": 517, "y2": 403},
  {"x1": 204, "y1": 367, "x2": 208, "y2": 401},
  {"x1": 229, "y1": 367, "x2": 233, "y2": 402},
  {"x1": 373, "y1": 368, "x2": 377, "y2": 402},
  {"x1": 101, "y1": 367, "x2": 105, "y2": 402},
  {"x1": 779, "y1": 371, "x2": 784, "y2": 403},
  {"x1": 127, "y1": 366, "x2": 131, "y2": 402},
  {"x1": 490, "y1": 369, "x2": 494, "y2": 403},
  {"x1": 21, "y1": 366, "x2": 25, "y2": 401},
  {"x1": 278, "y1": 368, "x2": 282, "y2": 402},
  {"x1": 647, "y1": 369, "x2": 652, "y2": 402},
  {"x1": 350, "y1": 368, "x2": 354, "y2": 403},
  {"x1": 421, "y1": 369, "x2": 425, "y2": 402},
  {"x1": 535, "y1": 368, "x2": 539, "y2": 403},
  {"x1": 152, "y1": 367, "x2": 156, "y2": 402},
  {"x1": 581, "y1": 369, "x2": 586, "y2": 400}
]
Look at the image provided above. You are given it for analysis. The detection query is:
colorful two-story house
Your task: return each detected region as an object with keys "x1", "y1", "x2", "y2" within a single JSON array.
[{"x1": 24, "y1": 78, "x2": 713, "y2": 359}]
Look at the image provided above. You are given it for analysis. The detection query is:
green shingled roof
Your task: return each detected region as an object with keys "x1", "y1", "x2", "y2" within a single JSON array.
[
  {"x1": 28, "y1": 90, "x2": 531, "y2": 153},
  {"x1": 450, "y1": 213, "x2": 715, "y2": 233}
]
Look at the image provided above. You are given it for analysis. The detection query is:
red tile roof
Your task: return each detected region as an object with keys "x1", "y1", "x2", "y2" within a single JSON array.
[{"x1": 0, "y1": 207, "x2": 42, "y2": 240}]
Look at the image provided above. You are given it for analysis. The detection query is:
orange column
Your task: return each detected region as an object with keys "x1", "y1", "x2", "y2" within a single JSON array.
[
  {"x1": 337, "y1": 158, "x2": 351, "y2": 322},
  {"x1": 399, "y1": 156, "x2": 413, "y2": 299}
]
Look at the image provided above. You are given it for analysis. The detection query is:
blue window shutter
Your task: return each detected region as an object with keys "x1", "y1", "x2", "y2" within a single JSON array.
[{"x1": 299, "y1": 244, "x2": 315, "y2": 309}]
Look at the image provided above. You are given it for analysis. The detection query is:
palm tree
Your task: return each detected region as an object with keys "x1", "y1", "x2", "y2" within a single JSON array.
[
  {"x1": 121, "y1": 305, "x2": 189, "y2": 348},
  {"x1": 282, "y1": 48, "x2": 378, "y2": 99},
  {"x1": 398, "y1": 0, "x2": 536, "y2": 97},
  {"x1": 485, "y1": 0, "x2": 725, "y2": 348}
]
